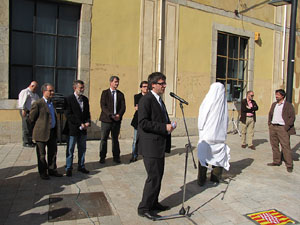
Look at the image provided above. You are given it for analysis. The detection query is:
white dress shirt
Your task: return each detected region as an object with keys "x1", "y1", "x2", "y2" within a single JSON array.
[
  {"x1": 110, "y1": 88, "x2": 117, "y2": 114},
  {"x1": 18, "y1": 88, "x2": 39, "y2": 110},
  {"x1": 271, "y1": 101, "x2": 285, "y2": 125}
]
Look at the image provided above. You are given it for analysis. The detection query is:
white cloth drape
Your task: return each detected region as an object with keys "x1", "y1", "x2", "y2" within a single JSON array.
[{"x1": 197, "y1": 82, "x2": 231, "y2": 171}]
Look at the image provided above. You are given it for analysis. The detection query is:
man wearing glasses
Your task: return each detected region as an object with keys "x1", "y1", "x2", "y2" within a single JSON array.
[
  {"x1": 137, "y1": 72, "x2": 176, "y2": 220},
  {"x1": 29, "y1": 83, "x2": 62, "y2": 180},
  {"x1": 240, "y1": 90, "x2": 259, "y2": 150},
  {"x1": 129, "y1": 81, "x2": 148, "y2": 163}
]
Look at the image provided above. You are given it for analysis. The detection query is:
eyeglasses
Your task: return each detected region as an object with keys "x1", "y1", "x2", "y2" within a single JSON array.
[
  {"x1": 250, "y1": 95, "x2": 254, "y2": 97},
  {"x1": 156, "y1": 82, "x2": 166, "y2": 86},
  {"x1": 46, "y1": 90, "x2": 55, "y2": 93}
]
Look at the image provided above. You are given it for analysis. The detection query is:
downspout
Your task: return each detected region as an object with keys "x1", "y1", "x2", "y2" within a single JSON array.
[
  {"x1": 281, "y1": 5, "x2": 287, "y2": 80},
  {"x1": 157, "y1": 0, "x2": 163, "y2": 72}
]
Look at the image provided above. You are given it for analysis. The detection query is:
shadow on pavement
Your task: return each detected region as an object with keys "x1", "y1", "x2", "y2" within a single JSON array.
[
  {"x1": 292, "y1": 142, "x2": 300, "y2": 161},
  {"x1": 160, "y1": 158, "x2": 254, "y2": 209},
  {"x1": 253, "y1": 138, "x2": 268, "y2": 147},
  {"x1": 0, "y1": 164, "x2": 93, "y2": 225}
]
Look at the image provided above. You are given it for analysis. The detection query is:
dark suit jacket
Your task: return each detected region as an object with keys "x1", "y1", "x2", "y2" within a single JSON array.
[
  {"x1": 137, "y1": 92, "x2": 171, "y2": 158},
  {"x1": 99, "y1": 89, "x2": 126, "y2": 123},
  {"x1": 29, "y1": 98, "x2": 57, "y2": 142},
  {"x1": 131, "y1": 93, "x2": 143, "y2": 129},
  {"x1": 268, "y1": 101, "x2": 296, "y2": 135},
  {"x1": 240, "y1": 98, "x2": 259, "y2": 123},
  {"x1": 64, "y1": 94, "x2": 91, "y2": 136}
]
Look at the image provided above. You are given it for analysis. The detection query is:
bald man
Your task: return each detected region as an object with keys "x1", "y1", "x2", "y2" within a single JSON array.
[{"x1": 18, "y1": 81, "x2": 39, "y2": 147}]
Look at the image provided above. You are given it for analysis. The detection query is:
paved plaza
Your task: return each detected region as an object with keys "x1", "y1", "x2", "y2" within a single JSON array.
[{"x1": 0, "y1": 126, "x2": 299, "y2": 225}]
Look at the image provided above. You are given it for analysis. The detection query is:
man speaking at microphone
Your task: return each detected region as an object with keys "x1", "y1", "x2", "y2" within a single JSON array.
[{"x1": 137, "y1": 72, "x2": 176, "y2": 220}]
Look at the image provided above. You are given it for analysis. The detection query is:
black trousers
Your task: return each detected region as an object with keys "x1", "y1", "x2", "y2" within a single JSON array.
[
  {"x1": 138, "y1": 157, "x2": 165, "y2": 213},
  {"x1": 35, "y1": 129, "x2": 58, "y2": 175},
  {"x1": 99, "y1": 121, "x2": 121, "y2": 160},
  {"x1": 20, "y1": 110, "x2": 32, "y2": 144}
]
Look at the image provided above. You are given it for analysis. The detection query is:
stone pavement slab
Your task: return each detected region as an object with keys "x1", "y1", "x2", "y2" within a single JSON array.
[{"x1": 0, "y1": 128, "x2": 299, "y2": 225}]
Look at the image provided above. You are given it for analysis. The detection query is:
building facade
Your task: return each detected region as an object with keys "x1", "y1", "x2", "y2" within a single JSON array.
[{"x1": 0, "y1": 0, "x2": 299, "y2": 143}]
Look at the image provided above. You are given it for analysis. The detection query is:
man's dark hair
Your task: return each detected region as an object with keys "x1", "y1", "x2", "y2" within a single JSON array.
[
  {"x1": 275, "y1": 89, "x2": 286, "y2": 98},
  {"x1": 139, "y1": 81, "x2": 148, "y2": 88},
  {"x1": 73, "y1": 80, "x2": 84, "y2": 87},
  {"x1": 148, "y1": 72, "x2": 166, "y2": 90},
  {"x1": 41, "y1": 83, "x2": 54, "y2": 93},
  {"x1": 109, "y1": 76, "x2": 120, "y2": 82}
]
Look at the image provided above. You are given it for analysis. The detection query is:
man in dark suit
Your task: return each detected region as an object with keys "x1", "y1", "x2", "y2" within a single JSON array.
[
  {"x1": 64, "y1": 80, "x2": 91, "y2": 177},
  {"x1": 137, "y1": 72, "x2": 176, "y2": 220},
  {"x1": 129, "y1": 80, "x2": 148, "y2": 163},
  {"x1": 29, "y1": 83, "x2": 62, "y2": 180},
  {"x1": 99, "y1": 76, "x2": 126, "y2": 164},
  {"x1": 267, "y1": 89, "x2": 295, "y2": 173}
]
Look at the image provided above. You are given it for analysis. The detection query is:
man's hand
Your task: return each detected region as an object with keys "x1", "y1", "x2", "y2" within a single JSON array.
[
  {"x1": 166, "y1": 122, "x2": 176, "y2": 133},
  {"x1": 21, "y1": 110, "x2": 27, "y2": 117},
  {"x1": 113, "y1": 114, "x2": 120, "y2": 121}
]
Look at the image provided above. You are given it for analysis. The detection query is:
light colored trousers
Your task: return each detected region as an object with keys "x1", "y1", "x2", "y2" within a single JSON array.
[{"x1": 241, "y1": 117, "x2": 255, "y2": 146}]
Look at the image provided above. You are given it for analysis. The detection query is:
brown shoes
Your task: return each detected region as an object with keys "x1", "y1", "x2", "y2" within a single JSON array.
[
  {"x1": 287, "y1": 167, "x2": 293, "y2": 173},
  {"x1": 267, "y1": 162, "x2": 281, "y2": 166},
  {"x1": 248, "y1": 145, "x2": 256, "y2": 150},
  {"x1": 241, "y1": 144, "x2": 247, "y2": 148}
]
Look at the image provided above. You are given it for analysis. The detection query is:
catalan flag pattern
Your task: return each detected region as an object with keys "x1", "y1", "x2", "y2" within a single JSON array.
[{"x1": 246, "y1": 209, "x2": 296, "y2": 225}]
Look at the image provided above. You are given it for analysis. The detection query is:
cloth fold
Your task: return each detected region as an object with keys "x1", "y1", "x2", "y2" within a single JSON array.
[{"x1": 197, "y1": 82, "x2": 231, "y2": 171}]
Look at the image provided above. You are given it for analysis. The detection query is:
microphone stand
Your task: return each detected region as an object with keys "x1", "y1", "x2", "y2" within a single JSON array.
[{"x1": 155, "y1": 102, "x2": 197, "y2": 221}]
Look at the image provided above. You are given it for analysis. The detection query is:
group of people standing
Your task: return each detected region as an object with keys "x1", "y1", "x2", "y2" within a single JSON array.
[{"x1": 17, "y1": 73, "x2": 296, "y2": 220}]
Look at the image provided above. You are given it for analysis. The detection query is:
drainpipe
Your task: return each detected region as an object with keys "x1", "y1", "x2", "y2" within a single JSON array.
[
  {"x1": 281, "y1": 5, "x2": 287, "y2": 80},
  {"x1": 157, "y1": 0, "x2": 163, "y2": 72}
]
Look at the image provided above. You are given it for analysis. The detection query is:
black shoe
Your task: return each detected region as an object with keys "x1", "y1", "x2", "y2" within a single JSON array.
[
  {"x1": 152, "y1": 203, "x2": 170, "y2": 211},
  {"x1": 49, "y1": 171, "x2": 63, "y2": 177},
  {"x1": 197, "y1": 179, "x2": 206, "y2": 186},
  {"x1": 66, "y1": 169, "x2": 72, "y2": 177},
  {"x1": 40, "y1": 174, "x2": 50, "y2": 180},
  {"x1": 129, "y1": 156, "x2": 137, "y2": 163},
  {"x1": 99, "y1": 158, "x2": 105, "y2": 164},
  {"x1": 287, "y1": 167, "x2": 293, "y2": 173},
  {"x1": 138, "y1": 211, "x2": 157, "y2": 221},
  {"x1": 267, "y1": 162, "x2": 281, "y2": 166},
  {"x1": 23, "y1": 143, "x2": 35, "y2": 148},
  {"x1": 78, "y1": 167, "x2": 89, "y2": 174},
  {"x1": 113, "y1": 158, "x2": 121, "y2": 164}
]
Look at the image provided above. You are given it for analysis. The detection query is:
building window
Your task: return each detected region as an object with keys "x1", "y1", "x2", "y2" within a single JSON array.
[
  {"x1": 216, "y1": 32, "x2": 248, "y2": 102},
  {"x1": 9, "y1": 0, "x2": 81, "y2": 98}
]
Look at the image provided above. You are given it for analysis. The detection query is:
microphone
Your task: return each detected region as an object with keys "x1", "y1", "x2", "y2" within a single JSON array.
[{"x1": 170, "y1": 92, "x2": 189, "y2": 105}]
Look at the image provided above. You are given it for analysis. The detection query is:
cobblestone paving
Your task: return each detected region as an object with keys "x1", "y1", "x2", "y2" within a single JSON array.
[{"x1": 0, "y1": 129, "x2": 299, "y2": 225}]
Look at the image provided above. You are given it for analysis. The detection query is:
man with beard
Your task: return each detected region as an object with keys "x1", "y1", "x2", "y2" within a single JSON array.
[
  {"x1": 64, "y1": 80, "x2": 91, "y2": 177},
  {"x1": 267, "y1": 89, "x2": 296, "y2": 173}
]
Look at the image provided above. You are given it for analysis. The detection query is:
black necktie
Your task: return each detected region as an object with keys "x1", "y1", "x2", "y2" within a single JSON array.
[{"x1": 159, "y1": 97, "x2": 168, "y2": 122}]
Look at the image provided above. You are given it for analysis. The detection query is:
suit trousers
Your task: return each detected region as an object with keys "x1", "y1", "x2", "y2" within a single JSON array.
[
  {"x1": 99, "y1": 121, "x2": 121, "y2": 160},
  {"x1": 35, "y1": 128, "x2": 58, "y2": 175},
  {"x1": 269, "y1": 124, "x2": 293, "y2": 168},
  {"x1": 138, "y1": 157, "x2": 165, "y2": 213},
  {"x1": 20, "y1": 110, "x2": 32, "y2": 144},
  {"x1": 241, "y1": 117, "x2": 255, "y2": 146}
]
